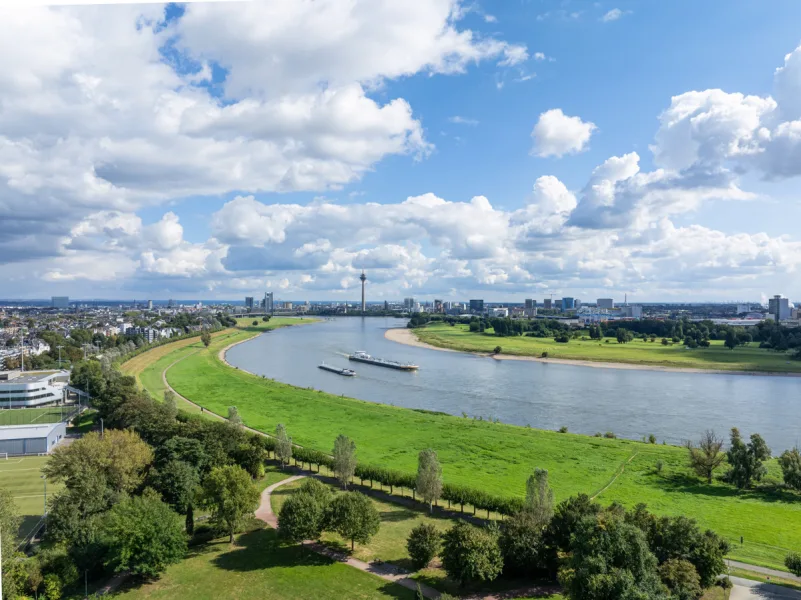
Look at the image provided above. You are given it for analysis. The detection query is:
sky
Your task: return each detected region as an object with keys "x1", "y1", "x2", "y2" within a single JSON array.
[{"x1": 3, "y1": 0, "x2": 801, "y2": 303}]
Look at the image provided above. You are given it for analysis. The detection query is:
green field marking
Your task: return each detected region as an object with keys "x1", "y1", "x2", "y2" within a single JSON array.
[{"x1": 413, "y1": 322, "x2": 801, "y2": 374}]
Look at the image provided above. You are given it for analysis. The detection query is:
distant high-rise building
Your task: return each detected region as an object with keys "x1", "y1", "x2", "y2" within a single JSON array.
[
  {"x1": 543, "y1": 298, "x2": 552, "y2": 310},
  {"x1": 434, "y1": 299, "x2": 443, "y2": 313},
  {"x1": 562, "y1": 297, "x2": 575, "y2": 311},
  {"x1": 404, "y1": 297, "x2": 415, "y2": 311},
  {"x1": 147, "y1": 300, "x2": 153, "y2": 310},
  {"x1": 524, "y1": 299, "x2": 537, "y2": 317},
  {"x1": 167, "y1": 299, "x2": 175, "y2": 308},
  {"x1": 51, "y1": 296, "x2": 69, "y2": 309},
  {"x1": 245, "y1": 297, "x2": 254, "y2": 311},
  {"x1": 769, "y1": 295, "x2": 791, "y2": 321},
  {"x1": 597, "y1": 298, "x2": 614, "y2": 309},
  {"x1": 735, "y1": 304, "x2": 749, "y2": 315},
  {"x1": 469, "y1": 299, "x2": 484, "y2": 314},
  {"x1": 384, "y1": 300, "x2": 389, "y2": 311},
  {"x1": 261, "y1": 292, "x2": 274, "y2": 314}
]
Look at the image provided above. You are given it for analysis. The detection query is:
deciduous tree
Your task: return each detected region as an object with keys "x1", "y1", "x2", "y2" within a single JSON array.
[
  {"x1": 686, "y1": 430, "x2": 725, "y2": 484},
  {"x1": 416, "y1": 449, "x2": 443, "y2": 513},
  {"x1": 658, "y1": 559, "x2": 702, "y2": 600},
  {"x1": 275, "y1": 423, "x2": 293, "y2": 468},
  {"x1": 201, "y1": 465, "x2": 260, "y2": 543},
  {"x1": 333, "y1": 434, "x2": 357, "y2": 489},
  {"x1": 726, "y1": 428, "x2": 771, "y2": 489},
  {"x1": 406, "y1": 523, "x2": 441, "y2": 570},
  {"x1": 227, "y1": 406, "x2": 243, "y2": 427},
  {"x1": 201, "y1": 331, "x2": 212, "y2": 348},
  {"x1": 499, "y1": 510, "x2": 545, "y2": 577},
  {"x1": 525, "y1": 468, "x2": 554, "y2": 525},
  {"x1": 154, "y1": 460, "x2": 201, "y2": 535},
  {"x1": 326, "y1": 492, "x2": 380, "y2": 551},
  {"x1": 101, "y1": 493, "x2": 187, "y2": 578},
  {"x1": 440, "y1": 521, "x2": 503, "y2": 587},
  {"x1": 779, "y1": 448, "x2": 801, "y2": 490},
  {"x1": 279, "y1": 493, "x2": 326, "y2": 543}
]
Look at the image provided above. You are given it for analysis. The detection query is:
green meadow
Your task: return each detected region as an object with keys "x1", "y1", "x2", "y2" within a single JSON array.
[
  {"x1": 121, "y1": 322, "x2": 801, "y2": 572},
  {"x1": 414, "y1": 322, "x2": 801, "y2": 373}
]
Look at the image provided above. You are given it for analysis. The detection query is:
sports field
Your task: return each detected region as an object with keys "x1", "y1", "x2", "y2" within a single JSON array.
[
  {"x1": 0, "y1": 455, "x2": 60, "y2": 539},
  {"x1": 0, "y1": 405, "x2": 78, "y2": 426},
  {"x1": 121, "y1": 323, "x2": 801, "y2": 573},
  {"x1": 413, "y1": 323, "x2": 801, "y2": 373}
]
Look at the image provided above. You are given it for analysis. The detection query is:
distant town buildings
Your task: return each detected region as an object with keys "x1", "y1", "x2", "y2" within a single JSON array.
[
  {"x1": 561, "y1": 297, "x2": 575, "y2": 311},
  {"x1": 245, "y1": 297, "x2": 254, "y2": 311},
  {"x1": 51, "y1": 296, "x2": 69, "y2": 309},
  {"x1": 769, "y1": 295, "x2": 791, "y2": 321},
  {"x1": 597, "y1": 298, "x2": 614, "y2": 309},
  {"x1": 404, "y1": 298, "x2": 415, "y2": 311},
  {"x1": 261, "y1": 292, "x2": 274, "y2": 314},
  {"x1": 469, "y1": 299, "x2": 484, "y2": 314},
  {"x1": 543, "y1": 298, "x2": 552, "y2": 310}
]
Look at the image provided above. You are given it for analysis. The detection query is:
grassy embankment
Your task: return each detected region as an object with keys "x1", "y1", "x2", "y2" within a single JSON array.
[
  {"x1": 413, "y1": 322, "x2": 801, "y2": 373},
  {"x1": 122, "y1": 323, "x2": 801, "y2": 572}
]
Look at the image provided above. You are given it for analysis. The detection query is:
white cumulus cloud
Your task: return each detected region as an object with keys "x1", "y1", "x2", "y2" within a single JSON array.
[{"x1": 531, "y1": 109, "x2": 597, "y2": 158}]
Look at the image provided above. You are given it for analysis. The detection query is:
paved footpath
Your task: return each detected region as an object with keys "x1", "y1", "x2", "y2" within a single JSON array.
[
  {"x1": 257, "y1": 475, "x2": 443, "y2": 599},
  {"x1": 728, "y1": 560, "x2": 801, "y2": 583},
  {"x1": 730, "y1": 576, "x2": 801, "y2": 599}
]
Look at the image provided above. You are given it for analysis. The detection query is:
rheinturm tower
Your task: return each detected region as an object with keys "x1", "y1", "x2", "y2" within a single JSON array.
[{"x1": 360, "y1": 269, "x2": 367, "y2": 314}]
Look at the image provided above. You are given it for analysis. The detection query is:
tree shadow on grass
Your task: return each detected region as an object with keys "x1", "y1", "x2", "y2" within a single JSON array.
[
  {"x1": 651, "y1": 472, "x2": 801, "y2": 505},
  {"x1": 17, "y1": 515, "x2": 42, "y2": 540},
  {"x1": 379, "y1": 509, "x2": 416, "y2": 523},
  {"x1": 212, "y1": 529, "x2": 331, "y2": 573}
]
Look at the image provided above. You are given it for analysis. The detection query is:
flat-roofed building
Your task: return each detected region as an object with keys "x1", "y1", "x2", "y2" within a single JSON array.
[
  {"x1": 597, "y1": 298, "x2": 614, "y2": 309},
  {"x1": 0, "y1": 370, "x2": 70, "y2": 408},
  {"x1": 0, "y1": 422, "x2": 67, "y2": 456}
]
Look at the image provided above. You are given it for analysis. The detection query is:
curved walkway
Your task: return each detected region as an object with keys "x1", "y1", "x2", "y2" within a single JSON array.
[
  {"x1": 728, "y1": 560, "x2": 801, "y2": 583},
  {"x1": 257, "y1": 475, "x2": 442, "y2": 599}
]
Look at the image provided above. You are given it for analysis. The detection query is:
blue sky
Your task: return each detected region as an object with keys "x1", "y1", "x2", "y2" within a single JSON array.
[{"x1": 2, "y1": 0, "x2": 801, "y2": 302}]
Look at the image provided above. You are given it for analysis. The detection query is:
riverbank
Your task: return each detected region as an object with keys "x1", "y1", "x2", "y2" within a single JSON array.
[{"x1": 386, "y1": 325, "x2": 801, "y2": 377}]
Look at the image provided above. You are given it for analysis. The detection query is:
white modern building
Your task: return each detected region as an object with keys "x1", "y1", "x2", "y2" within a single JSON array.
[
  {"x1": 0, "y1": 422, "x2": 67, "y2": 456},
  {"x1": 0, "y1": 370, "x2": 70, "y2": 408}
]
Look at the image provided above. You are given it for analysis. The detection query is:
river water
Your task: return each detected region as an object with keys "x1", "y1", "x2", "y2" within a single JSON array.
[{"x1": 226, "y1": 317, "x2": 800, "y2": 451}]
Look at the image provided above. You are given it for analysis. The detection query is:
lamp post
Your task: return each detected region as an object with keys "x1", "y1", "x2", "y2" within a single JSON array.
[
  {"x1": 42, "y1": 474, "x2": 48, "y2": 534},
  {"x1": 57, "y1": 345, "x2": 64, "y2": 368}
]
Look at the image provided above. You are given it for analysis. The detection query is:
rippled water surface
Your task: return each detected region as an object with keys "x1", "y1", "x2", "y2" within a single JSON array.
[{"x1": 226, "y1": 317, "x2": 801, "y2": 450}]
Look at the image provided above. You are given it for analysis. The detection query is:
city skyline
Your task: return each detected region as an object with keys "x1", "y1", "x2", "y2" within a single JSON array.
[{"x1": 4, "y1": 2, "x2": 801, "y2": 301}]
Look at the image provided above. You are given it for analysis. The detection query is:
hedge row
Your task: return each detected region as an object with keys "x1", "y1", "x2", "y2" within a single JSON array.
[{"x1": 257, "y1": 435, "x2": 523, "y2": 517}]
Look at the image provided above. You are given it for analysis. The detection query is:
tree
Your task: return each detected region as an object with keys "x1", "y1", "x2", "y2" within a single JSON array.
[
  {"x1": 43, "y1": 429, "x2": 154, "y2": 495},
  {"x1": 560, "y1": 514, "x2": 667, "y2": 600},
  {"x1": 542, "y1": 494, "x2": 601, "y2": 574},
  {"x1": 416, "y1": 449, "x2": 443, "y2": 513},
  {"x1": 499, "y1": 510, "x2": 545, "y2": 577},
  {"x1": 201, "y1": 331, "x2": 212, "y2": 348},
  {"x1": 227, "y1": 406, "x2": 243, "y2": 427},
  {"x1": 156, "y1": 437, "x2": 208, "y2": 473},
  {"x1": 726, "y1": 427, "x2": 771, "y2": 489},
  {"x1": 262, "y1": 316, "x2": 271, "y2": 322},
  {"x1": 154, "y1": 460, "x2": 201, "y2": 535},
  {"x1": 333, "y1": 434, "x2": 357, "y2": 489},
  {"x1": 686, "y1": 430, "x2": 725, "y2": 484},
  {"x1": 252, "y1": 320, "x2": 258, "y2": 326},
  {"x1": 279, "y1": 493, "x2": 327, "y2": 543},
  {"x1": 1, "y1": 488, "x2": 22, "y2": 591},
  {"x1": 326, "y1": 492, "x2": 380, "y2": 551},
  {"x1": 786, "y1": 552, "x2": 801, "y2": 577},
  {"x1": 658, "y1": 559, "x2": 702, "y2": 600},
  {"x1": 525, "y1": 468, "x2": 554, "y2": 525},
  {"x1": 275, "y1": 423, "x2": 293, "y2": 468},
  {"x1": 440, "y1": 521, "x2": 503, "y2": 587},
  {"x1": 201, "y1": 465, "x2": 260, "y2": 543},
  {"x1": 724, "y1": 329, "x2": 738, "y2": 350},
  {"x1": 163, "y1": 390, "x2": 178, "y2": 419},
  {"x1": 616, "y1": 329, "x2": 634, "y2": 344},
  {"x1": 779, "y1": 448, "x2": 801, "y2": 490},
  {"x1": 406, "y1": 523, "x2": 442, "y2": 570},
  {"x1": 101, "y1": 494, "x2": 187, "y2": 579}
]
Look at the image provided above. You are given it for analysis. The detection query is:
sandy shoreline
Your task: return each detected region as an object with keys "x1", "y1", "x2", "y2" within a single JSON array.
[{"x1": 384, "y1": 327, "x2": 801, "y2": 378}]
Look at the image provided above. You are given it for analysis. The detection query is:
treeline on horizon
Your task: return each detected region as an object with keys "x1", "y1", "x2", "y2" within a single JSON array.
[{"x1": 408, "y1": 314, "x2": 801, "y2": 355}]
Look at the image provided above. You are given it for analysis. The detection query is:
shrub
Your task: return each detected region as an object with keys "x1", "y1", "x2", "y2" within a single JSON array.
[
  {"x1": 558, "y1": 426, "x2": 568, "y2": 434},
  {"x1": 541, "y1": 351, "x2": 549, "y2": 358},
  {"x1": 604, "y1": 431, "x2": 616, "y2": 439},
  {"x1": 440, "y1": 521, "x2": 503, "y2": 587},
  {"x1": 717, "y1": 576, "x2": 733, "y2": 589},
  {"x1": 407, "y1": 523, "x2": 441, "y2": 570},
  {"x1": 655, "y1": 460, "x2": 664, "y2": 474},
  {"x1": 493, "y1": 346, "x2": 502, "y2": 354},
  {"x1": 648, "y1": 434, "x2": 657, "y2": 444},
  {"x1": 786, "y1": 552, "x2": 801, "y2": 576}
]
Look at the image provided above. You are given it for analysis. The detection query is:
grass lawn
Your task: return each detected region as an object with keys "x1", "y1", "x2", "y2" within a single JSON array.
[
  {"x1": 414, "y1": 323, "x2": 801, "y2": 373},
  {"x1": 0, "y1": 455, "x2": 61, "y2": 539},
  {"x1": 121, "y1": 325, "x2": 801, "y2": 573},
  {"x1": 113, "y1": 524, "x2": 416, "y2": 600}
]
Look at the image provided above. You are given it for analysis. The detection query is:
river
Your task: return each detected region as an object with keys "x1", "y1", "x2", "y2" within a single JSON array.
[{"x1": 225, "y1": 317, "x2": 800, "y2": 451}]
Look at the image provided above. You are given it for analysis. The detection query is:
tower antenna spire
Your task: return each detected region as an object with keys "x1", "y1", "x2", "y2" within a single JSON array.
[{"x1": 359, "y1": 267, "x2": 367, "y2": 315}]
